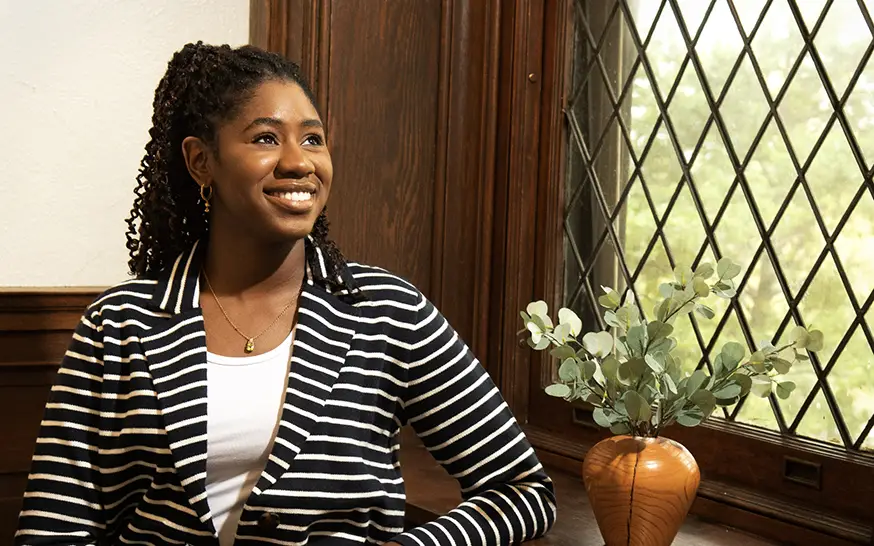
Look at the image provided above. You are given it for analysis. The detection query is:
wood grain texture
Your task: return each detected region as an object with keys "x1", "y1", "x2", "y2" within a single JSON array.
[
  {"x1": 582, "y1": 436, "x2": 700, "y2": 546},
  {"x1": 0, "y1": 290, "x2": 96, "y2": 544},
  {"x1": 321, "y1": 0, "x2": 441, "y2": 297}
]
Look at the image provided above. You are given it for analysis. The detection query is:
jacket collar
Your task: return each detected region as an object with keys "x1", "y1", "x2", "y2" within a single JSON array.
[{"x1": 149, "y1": 236, "x2": 348, "y2": 314}]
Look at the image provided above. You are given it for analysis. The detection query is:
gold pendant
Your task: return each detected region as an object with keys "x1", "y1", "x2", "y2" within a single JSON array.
[{"x1": 245, "y1": 339, "x2": 255, "y2": 353}]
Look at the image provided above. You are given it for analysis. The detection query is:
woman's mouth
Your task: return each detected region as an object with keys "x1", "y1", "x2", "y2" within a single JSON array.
[{"x1": 264, "y1": 189, "x2": 315, "y2": 213}]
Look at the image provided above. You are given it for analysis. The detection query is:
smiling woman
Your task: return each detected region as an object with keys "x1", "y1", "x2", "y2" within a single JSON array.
[{"x1": 13, "y1": 43, "x2": 556, "y2": 546}]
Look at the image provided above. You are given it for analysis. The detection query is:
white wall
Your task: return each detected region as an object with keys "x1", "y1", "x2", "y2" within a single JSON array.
[{"x1": 0, "y1": 1, "x2": 249, "y2": 287}]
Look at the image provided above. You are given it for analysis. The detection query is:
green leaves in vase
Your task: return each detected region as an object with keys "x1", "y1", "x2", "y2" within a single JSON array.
[{"x1": 522, "y1": 258, "x2": 824, "y2": 437}]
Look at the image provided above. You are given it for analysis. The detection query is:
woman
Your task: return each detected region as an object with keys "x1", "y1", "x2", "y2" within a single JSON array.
[{"x1": 15, "y1": 43, "x2": 556, "y2": 545}]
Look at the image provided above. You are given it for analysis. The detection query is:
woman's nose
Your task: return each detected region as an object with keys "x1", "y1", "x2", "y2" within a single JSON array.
[{"x1": 277, "y1": 144, "x2": 314, "y2": 178}]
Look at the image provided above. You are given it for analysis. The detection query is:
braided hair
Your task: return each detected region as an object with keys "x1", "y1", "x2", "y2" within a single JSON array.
[{"x1": 125, "y1": 42, "x2": 346, "y2": 284}]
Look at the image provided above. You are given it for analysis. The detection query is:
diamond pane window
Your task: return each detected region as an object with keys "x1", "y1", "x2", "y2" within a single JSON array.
[{"x1": 564, "y1": 0, "x2": 874, "y2": 451}]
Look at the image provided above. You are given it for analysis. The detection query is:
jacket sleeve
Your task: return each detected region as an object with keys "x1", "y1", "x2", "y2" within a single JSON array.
[
  {"x1": 15, "y1": 308, "x2": 106, "y2": 545},
  {"x1": 393, "y1": 293, "x2": 557, "y2": 546}
]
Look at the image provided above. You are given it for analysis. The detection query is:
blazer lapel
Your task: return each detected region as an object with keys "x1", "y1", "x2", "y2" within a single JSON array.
[
  {"x1": 142, "y1": 242, "x2": 215, "y2": 530},
  {"x1": 249, "y1": 268, "x2": 360, "y2": 495}
]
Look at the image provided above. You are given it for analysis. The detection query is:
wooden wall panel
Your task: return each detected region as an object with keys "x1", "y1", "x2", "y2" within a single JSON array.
[
  {"x1": 0, "y1": 290, "x2": 96, "y2": 544},
  {"x1": 324, "y1": 0, "x2": 442, "y2": 297}
]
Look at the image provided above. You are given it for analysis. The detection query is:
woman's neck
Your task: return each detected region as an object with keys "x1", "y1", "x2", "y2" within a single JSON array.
[{"x1": 202, "y1": 228, "x2": 306, "y2": 297}]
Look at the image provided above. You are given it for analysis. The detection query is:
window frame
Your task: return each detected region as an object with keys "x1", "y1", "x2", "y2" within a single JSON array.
[{"x1": 494, "y1": 0, "x2": 874, "y2": 542}]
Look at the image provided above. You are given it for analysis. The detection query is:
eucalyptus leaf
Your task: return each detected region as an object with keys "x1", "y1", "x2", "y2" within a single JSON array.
[
  {"x1": 807, "y1": 329, "x2": 824, "y2": 352},
  {"x1": 580, "y1": 359, "x2": 597, "y2": 381},
  {"x1": 627, "y1": 325, "x2": 648, "y2": 356},
  {"x1": 720, "y1": 341, "x2": 745, "y2": 371},
  {"x1": 789, "y1": 326, "x2": 810, "y2": 348},
  {"x1": 712, "y1": 354, "x2": 725, "y2": 377},
  {"x1": 583, "y1": 331, "x2": 614, "y2": 357},
  {"x1": 693, "y1": 262, "x2": 715, "y2": 279},
  {"x1": 519, "y1": 311, "x2": 531, "y2": 322},
  {"x1": 545, "y1": 383, "x2": 571, "y2": 398},
  {"x1": 648, "y1": 337, "x2": 673, "y2": 356},
  {"x1": 645, "y1": 353, "x2": 665, "y2": 374},
  {"x1": 686, "y1": 369, "x2": 709, "y2": 394},
  {"x1": 624, "y1": 390, "x2": 651, "y2": 422},
  {"x1": 665, "y1": 353, "x2": 682, "y2": 380},
  {"x1": 659, "y1": 283, "x2": 675, "y2": 299},
  {"x1": 655, "y1": 299, "x2": 671, "y2": 323},
  {"x1": 530, "y1": 314, "x2": 547, "y2": 334},
  {"x1": 776, "y1": 381, "x2": 796, "y2": 399},
  {"x1": 553, "y1": 322, "x2": 571, "y2": 343},
  {"x1": 673, "y1": 265, "x2": 693, "y2": 286},
  {"x1": 663, "y1": 373, "x2": 678, "y2": 394},
  {"x1": 604, "y1": 310, "x2": 622, "y2": 329},
  {"x1": 592, "y1": 407, "x2": 612, "y2": 428},
  {"x1": 550, "y1": 345, "x2": 577, "y2": 360},
  {"x1": 734, "y1": 373, "x2": 752, "y2": 396},
  {"x1": 771, "y1": 357, "x2": 792, "y2": 375},
  {"x1": 695, "y1": 303, "x2": 716, "y2": 320},
  {"x1": 690, "y1": 389, "x2": 715, "y2": 409},
  {"x1": 600, "y1": 356, "x2": 619, "y2": 382},
  {"x1": 529, "y1": 336, "x2": 551, "y2": 350},
  {"x1": 713, "y1": 382, "x2": 742, "y2": 399},
  {"x1": 717, "y1": 257, "x2": 742, "y2": 279},
  {"x1": 610, "y1": 422, "x2": 632, "y2": 435},
  {"x1": 557, "y1": 307, "x2": 583, "y2": 336},
  {"x1": 647, "y1": 321, "x2": 674, "y2": 342},
  {"x1": 692, "y1": 277, "x2": 710, "y2": 297},
  {"x1": 619, "y1": 357, "x2": 647, "y2": 386},
  {"x1": 526, "y1": 300, "x2": 548, "y2": 319},
  {"x1": 677, "y1": 409, "x2": 705, "y2": 427},
  {"x1": 558, "y1": 358, "x2": 581, "y2": 382}
]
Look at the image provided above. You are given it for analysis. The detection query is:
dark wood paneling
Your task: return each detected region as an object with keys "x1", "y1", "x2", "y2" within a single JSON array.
[
  {"x1": 324, "y1": 0, "x2": 441, "y2": 298},
  {"x1": 0, "y1": 290, "x2": 96, "y2": 544}
]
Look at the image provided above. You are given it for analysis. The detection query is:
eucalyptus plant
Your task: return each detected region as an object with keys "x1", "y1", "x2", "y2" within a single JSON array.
[{"x1": 522, "y1": 258, "x2": 824, "y2": 437}]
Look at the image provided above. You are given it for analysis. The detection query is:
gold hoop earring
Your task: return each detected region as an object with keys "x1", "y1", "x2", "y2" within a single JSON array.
[{"x1": 200, "y1": 184, "x2": 214, "y2": 213}]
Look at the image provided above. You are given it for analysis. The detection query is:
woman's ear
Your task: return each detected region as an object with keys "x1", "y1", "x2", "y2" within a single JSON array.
[{"x1": 181, "y1": 136, "x2": 212, "y2": 186}]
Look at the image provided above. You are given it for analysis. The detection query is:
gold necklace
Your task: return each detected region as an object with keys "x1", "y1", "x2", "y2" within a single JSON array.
[{"x1": 201, "y1": 269, "x2": 296, "y2": 353}]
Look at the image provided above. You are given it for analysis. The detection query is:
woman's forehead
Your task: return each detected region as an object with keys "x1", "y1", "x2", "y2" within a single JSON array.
[{"x1": 235, "y1": 80, "x2": 320, "y2": 125}]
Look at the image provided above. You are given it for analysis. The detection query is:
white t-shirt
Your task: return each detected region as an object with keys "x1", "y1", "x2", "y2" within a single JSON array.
[{"x1": 205, "y1": 331, "x2": 293, "y2": 545}]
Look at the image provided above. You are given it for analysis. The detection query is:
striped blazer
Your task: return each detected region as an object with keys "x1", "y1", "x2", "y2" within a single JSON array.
[{"x1": 16, "y1": 240, "x2": 557, "y2": 545}]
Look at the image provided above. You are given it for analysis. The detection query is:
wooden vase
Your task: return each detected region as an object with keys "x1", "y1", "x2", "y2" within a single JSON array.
[{"x1": 582, "y1": 435, "x2": 700, "y2": 546}]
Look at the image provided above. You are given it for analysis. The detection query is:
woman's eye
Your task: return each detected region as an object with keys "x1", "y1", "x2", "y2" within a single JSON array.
[
  {"x1": 254, "y1": 134, "x2": 279, "y2": 145},
  {"x1": 303, "y1": 134, "x2": 324, "y2": 146}
]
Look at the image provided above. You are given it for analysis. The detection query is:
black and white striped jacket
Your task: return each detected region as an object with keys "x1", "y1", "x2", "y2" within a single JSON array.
[{"x1": 16, "y1": 240, "x2": 556, "y2": 545}]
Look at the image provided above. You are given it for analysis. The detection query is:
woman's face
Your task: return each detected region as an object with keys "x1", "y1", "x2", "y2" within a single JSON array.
[{"x1": 202, "y1": 80, "x2": 332, "y2": 244}]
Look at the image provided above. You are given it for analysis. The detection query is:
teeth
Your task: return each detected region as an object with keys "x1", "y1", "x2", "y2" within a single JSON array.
[{"x1": 273, "y1": 191, "x2": 313, "y2": 203}]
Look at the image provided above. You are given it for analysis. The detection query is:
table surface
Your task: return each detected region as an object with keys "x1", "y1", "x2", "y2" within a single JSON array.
[{"x1": 399, "y1": 432, "x2": 777, "y2": 546}]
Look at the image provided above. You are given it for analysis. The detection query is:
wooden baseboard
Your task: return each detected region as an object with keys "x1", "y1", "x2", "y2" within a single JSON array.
[{"x1": 524, "y1": 425, "x2": 873, "y2": 545}]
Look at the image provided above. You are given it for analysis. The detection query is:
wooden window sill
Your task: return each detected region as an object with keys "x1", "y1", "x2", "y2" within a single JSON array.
[{"x1": 399, "y1": 429, "x2": 776, "y2": 545}]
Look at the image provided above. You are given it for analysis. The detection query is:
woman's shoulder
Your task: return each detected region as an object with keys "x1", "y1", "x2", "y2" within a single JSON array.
[
  {"x1": 82, "y1": 278, "x2": 162, "y2": 319},
  {"x1": 345, "y1": 261, "x2": 423, "y2": 306}
]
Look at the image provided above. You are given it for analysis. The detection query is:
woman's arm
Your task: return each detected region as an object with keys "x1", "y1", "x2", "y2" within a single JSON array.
[
  {"x1": 15, "y1": 309, "x2": 106, "y2": 545},
  {"x1": 392, "y1": 294, "x2": 557, "y2": 546}
]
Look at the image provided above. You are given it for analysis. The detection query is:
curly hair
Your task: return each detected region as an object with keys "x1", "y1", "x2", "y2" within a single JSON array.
[{"x1": 125, "y1": 42, "x2": 346, "y2": 285}]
